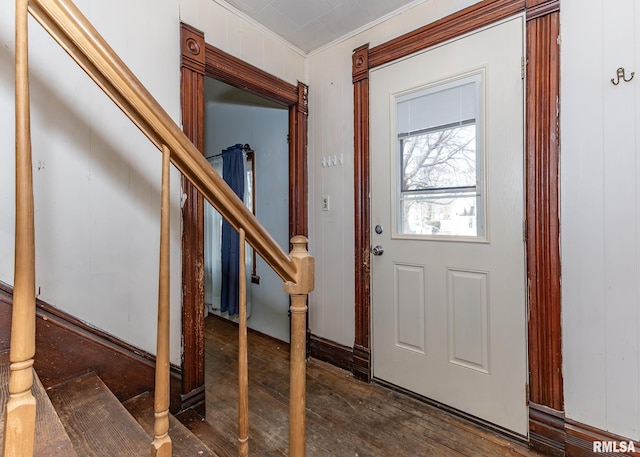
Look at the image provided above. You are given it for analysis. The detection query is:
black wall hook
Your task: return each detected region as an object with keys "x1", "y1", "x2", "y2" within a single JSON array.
[{"x1": 611, "y1": 67, "x2": 635, "y2": 85}]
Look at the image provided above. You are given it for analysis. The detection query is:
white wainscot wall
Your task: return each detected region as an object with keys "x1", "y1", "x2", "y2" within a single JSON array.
[{"x1": 561, "y1": 0, "x2": 640, "y2": 441}]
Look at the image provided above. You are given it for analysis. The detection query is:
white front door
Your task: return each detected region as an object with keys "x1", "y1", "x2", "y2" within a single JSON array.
[{"x1": 370, "y1": 16, "x2": 527, "y2": 435}]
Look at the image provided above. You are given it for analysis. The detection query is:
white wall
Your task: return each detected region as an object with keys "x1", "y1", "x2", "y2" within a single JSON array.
[
  {"x1": 561, "y1": 0, "x2": 640, "y2": 441},
  {"x1": 306, "y1": 0, "x2": 481, "y2": 346},
  {"x1": 0, "y1": 0, "x2": 305, "y2": 364},
  {"x1": 204, "y1": 83, "x2": 291, "y2": 342}
]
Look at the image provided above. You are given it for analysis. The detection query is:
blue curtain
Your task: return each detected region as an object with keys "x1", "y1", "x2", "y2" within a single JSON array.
[{"x1": 220, "y1": 144, "x2": 245, "y2": 316}]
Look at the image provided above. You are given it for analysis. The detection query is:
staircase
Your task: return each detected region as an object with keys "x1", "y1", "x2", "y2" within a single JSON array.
[
  {"x1": 0, "y1": 351, "x2": 218, "y2": 456},
  {"x1": 6, "y1": 0, "x2": 313, "y2": 455}
]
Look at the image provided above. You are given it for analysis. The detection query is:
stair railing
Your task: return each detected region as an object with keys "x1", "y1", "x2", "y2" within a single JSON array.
[{"x1": 6, "y1": 0, "x2": 314, "y2": 456}]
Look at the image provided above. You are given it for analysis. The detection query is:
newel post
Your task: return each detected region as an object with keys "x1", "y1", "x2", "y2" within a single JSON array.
[{"x1": 283, "y1": 236, "x2": 314, "y2": 457}]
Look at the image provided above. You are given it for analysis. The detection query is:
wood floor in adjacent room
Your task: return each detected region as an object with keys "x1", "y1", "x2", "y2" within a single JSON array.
[{"x1": 202, "y1": 315, "x2": 543, "y2": 457}]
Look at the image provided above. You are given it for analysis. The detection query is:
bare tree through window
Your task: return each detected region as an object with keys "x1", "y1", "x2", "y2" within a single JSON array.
[
  {"x1": 396, "y1": 75, "x2": 484, "y2": 237},
  {"x1": 402, "y1": 123, "x2": 476, "y2": 191}
]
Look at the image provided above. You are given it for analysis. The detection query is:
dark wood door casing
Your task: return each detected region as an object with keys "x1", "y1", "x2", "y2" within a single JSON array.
[
  {"x1": 180, "y1": 22, "x2": 308, "y2": 411},
  {"x1": 352, "y1": 0, "x2": 562, "y2": 452},
  {"x1": 180, "y1": 23, "x2": 206, "y2": 410},
  {"x1": 525, "y1": 6, "x2": 563, "y2": 455}
]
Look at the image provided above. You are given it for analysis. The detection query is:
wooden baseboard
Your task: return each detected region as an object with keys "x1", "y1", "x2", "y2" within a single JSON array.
[
  {"x1": 565, "y1": 419, "x2": 640, "y2": 457},
  {"x1": 307, "y1": 334, "x2": 371, "y2": 383},
  {"x1": 180, "y1": 384, "x2": 206, "y2": 415},
  {"x1": 528, "y1": 404, "x2": 640, "y2": 457},
  {"x1": 352, "y1": 343, "x2": 371, "y2": 382},
  {"x1": 529, "y1": 402, "x2": 566, "y2": 456},
  {"x1": 0, "y1": 281, "x2": 183, "y2": 412},
  {"x1": 308, "y1": 334, "x2": 353, "y2": 372}
]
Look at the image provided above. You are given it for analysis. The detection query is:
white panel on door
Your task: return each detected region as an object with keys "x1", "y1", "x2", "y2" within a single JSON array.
[
  {"x1": 447, "y1": 268, "x2": 489, "y2": 373},
  {"x1": 394, "y1": 263, "x2": 427, "y2": 354}
]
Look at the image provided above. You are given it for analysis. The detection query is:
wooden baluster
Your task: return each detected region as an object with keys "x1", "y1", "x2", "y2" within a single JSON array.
[
  {"x1": 238, "y1": 228, "x2": 249, "y2": 457},
  {"x1": 152, "y1": 145, "x2": 172, "y2": 457},
  {"x1": 4, "y1": 0, "x2": 37, "y2": 455},
  {"x1": 283, "y1": 236, "x2": 314, "y2": 457}
]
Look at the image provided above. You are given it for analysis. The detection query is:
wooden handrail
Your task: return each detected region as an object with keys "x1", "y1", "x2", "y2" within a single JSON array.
[{"x1": 26, "y1": 0, "x2": 297, "y2": 284}]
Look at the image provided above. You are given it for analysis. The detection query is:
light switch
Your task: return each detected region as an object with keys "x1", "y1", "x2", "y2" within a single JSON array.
[{"x1": 322, "y1": 195, "x2": 330, "y2": 211}]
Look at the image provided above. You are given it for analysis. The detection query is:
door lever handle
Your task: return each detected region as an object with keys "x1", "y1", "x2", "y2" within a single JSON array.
[{"x1": 371, "y1": 245, "x2": 384, "y2": 256}]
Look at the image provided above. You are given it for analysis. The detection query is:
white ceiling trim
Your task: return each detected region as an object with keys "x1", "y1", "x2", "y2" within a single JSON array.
[{"x1": 306, "y1": 0, "x2": 428, "y2": 57}]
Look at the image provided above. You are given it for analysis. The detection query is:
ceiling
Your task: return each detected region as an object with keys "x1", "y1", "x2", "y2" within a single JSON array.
[{"x1": 215, "y1": 0, "x2": 426, "y2": 53}]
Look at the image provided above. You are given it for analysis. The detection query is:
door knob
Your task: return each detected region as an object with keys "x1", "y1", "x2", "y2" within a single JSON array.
[{"x1": 371, "y1": 245, "x2": 384, "y2": 256}]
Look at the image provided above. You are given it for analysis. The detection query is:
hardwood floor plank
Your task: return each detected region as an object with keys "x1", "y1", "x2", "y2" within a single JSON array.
[
  {"x1": 197, "y1": 315, "x2": 544, "y2": 457},
  {"x1": 303, "y1": 359, "x2": 534, "y2": 457}
]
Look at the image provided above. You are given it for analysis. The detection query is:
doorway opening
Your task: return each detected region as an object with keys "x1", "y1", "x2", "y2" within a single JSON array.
[
  {"x1": 203, "y1": 77, "x2": 291, "y2": 342},
  {"x1": 179, "y1": 22, "x2": 309, "y2": 412}
]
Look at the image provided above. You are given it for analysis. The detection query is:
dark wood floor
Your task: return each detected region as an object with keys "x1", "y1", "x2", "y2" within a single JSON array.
[{"x1": 203, "y1": 315, "x2": 544, "y2": 457}]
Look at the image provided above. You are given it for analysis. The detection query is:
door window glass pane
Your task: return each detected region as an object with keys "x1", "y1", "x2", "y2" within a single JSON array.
[{"x1": 396, "y1": 75, "x2": 484, "y2": 238}]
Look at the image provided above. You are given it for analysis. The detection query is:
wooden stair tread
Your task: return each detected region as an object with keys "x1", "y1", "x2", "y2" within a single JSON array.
[
  {"x1": 123, "y1": 392, "x2": 218, "y2": 457},
  {"x1": 175, "y1": 408, "x2": 240, "y2": 457},
  {"x1": 0, "y1": 351, "x2": 77, "y2": 456},
  {"x1": 46, "y1": 372, "x2": 149, "y2": 456}
]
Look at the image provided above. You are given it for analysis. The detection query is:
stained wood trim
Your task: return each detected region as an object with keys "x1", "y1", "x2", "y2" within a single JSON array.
[
  {"x1": 290, "y1": 82, "x2": 309, "y2": 238},
  {"x1": 179, "y1": 178, "x2": 206, "y2": 411},
  {"x1": 526, "y1": 4, "x2": 564, "y2": 454},
  {"x1": 0, "y1": 282, "x2": 183, "y2": 411},
  {"x1": 180, "y1": 23, "x2": 206, "y2": 413},
  {"x1": 180, "y1": 22, "x2": 309, "y2": 414},
  {"x1": 565, "y1": 419, "x2": 640, "y2": 457},
  {"x1": 352, "y1": 0, "x2": 564, "y2": 447},
  {"x1": 529, "y1": 402, "x2": 565, "y2": 457},
  {"x1": 352, "y1": 344, "x2": 371, "y2": 383},
  {"x1": 181, "y1": 23, "x2": 206, "y2": 74},
  {"x1": 352, "y1": 44, "x2": 371, "y2": 383},
  {"x1": 308, "y1": 334, "x2": 353, "y2": 372},
  {"x1": 526, "y1": 0, "x2": 559, "y2": 21},
  {"x1": 204, "y1": 44, "x2": 298, "y2": 107},
  {"x1": 525, "y1": 8, "x2": 562, "y2": 412},
  {"x1": 368, "y1": 0, "x2": 526, "y2": 69},
  {"x1": 352, "y1": 45, "x2": 369, "y2": 83}
]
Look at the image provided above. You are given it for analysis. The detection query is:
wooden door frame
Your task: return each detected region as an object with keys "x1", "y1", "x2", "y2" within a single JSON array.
[
  {"x1": 179, "y1": 22, "x2": 308, "y2": 413},
  {"x1": 352, "y1": 0, "x2": 562, "y2": 453}
]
